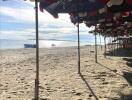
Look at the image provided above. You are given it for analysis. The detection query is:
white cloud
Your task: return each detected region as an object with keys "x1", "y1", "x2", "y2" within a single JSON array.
[
  {"x1": 0, "y1": 4, "x2": 72, "y2": 24},
  {"x1": 0, "y1": 30, "x2": 32, "y2": 38},
  {"x1": 0, "y1": 0, "x2": 94, "y2": 42},
  {"x1": 0, "y1": 6, "x2": 33, "y2": 22}
]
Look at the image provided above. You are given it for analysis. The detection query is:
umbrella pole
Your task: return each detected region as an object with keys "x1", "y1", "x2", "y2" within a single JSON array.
[
  {"x1": 34, "y1": 0, "x2": 39, "y2": 99},
  {"x1": 116, "y1": 37, "x2": 118, "y2": 54},
  {"x1": 104, "y1": 36, "x2": 106, "y2": 58},
  {"x1": 99, "y1": 33, "x2": 102, "y2": 50},
  {"x1": 113, "y1": 36, "x2": 115, "y2": 56},
  {"x1": 77, "y1": 20, "x2": 81, "y2": 74},
  {"x1": 95, "y1": 28, "x2": 97, "y2": 63},
  {"x1": 112, "y1": 37, "x2": 114, "y2": 56},
  {"x1": 111, "y1": 37, "x2": 112, "y2": 52}
]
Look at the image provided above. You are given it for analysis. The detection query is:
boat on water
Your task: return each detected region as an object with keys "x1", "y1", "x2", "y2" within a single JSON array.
[
  {"x1": 51, "y1": 44, "x2": 56, "y2": 47},
  {"x1": 24, "y1": 44, "x2": 36, "y2": 48}
]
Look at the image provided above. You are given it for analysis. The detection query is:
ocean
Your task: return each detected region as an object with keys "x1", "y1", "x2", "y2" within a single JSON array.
[{"x1": 0, "y1": 36, "x2": 106, "y2": 49}]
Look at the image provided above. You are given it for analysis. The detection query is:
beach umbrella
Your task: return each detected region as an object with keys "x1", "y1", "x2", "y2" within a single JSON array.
[
  {"x1": 38, "y1": 0, "x2": 109, "y2": 18},
  {"x1": 108, "y1": 0, "x2": 132, "y2": 13}
]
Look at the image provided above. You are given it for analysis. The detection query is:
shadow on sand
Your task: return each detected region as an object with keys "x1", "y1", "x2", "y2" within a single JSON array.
[
  {"x1": 97, "y1": 63, "x2": 132, "y2": 100},
  {"x1": 110, "y1": 93, "x2": 132, "y2": 100},
  {"x1": 123, "y1": 71, "x2": 132, "y2": 86},
  {"x1": 105, "y1": 48, "x2": 132, "y2": 57},
  {"x1": 97, "y1": 62, "x2": 122, "y2": 76},
  {"x1": 78, "y1": 72, "x2": 99, "y2": 100},
  {"x1": 119, "y1": 94, "x2": 132, "y2": 100},
  {"x1": 123, "y1": 58, "x2": 132, "y2": 68}
]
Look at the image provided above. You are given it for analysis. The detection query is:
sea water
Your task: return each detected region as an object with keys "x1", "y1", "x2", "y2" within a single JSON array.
[{"x1": 0, "y1": 36, "x2": 106, "y2": 49}]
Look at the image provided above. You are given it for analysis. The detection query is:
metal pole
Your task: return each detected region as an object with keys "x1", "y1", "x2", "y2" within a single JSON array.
[
  {"x1": 35, "y1": 0, "x2": 39, "y2": 99},
  {"x1": 77, "y1": 19, "x2": 81, "y2": 74},
  {"x1": 95, "y1": 28, "x2": 97, "y2": 63}
]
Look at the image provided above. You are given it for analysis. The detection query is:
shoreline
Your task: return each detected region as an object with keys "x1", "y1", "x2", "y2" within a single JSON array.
[{"x1": 0, "y1": 44, "x2": 104, "y2": 50}]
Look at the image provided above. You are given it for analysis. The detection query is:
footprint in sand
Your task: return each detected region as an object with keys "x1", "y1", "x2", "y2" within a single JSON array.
[
  {"x1": 75, "y1": 92, "x2": 82, "y2": 96},
  {"x1": 39, "y1": 86, "x2": 45, "y2": 89},
  {"x1": 46, "y1": 87, "x2": 51, "y2": 91},
  {"x1": 19, "y1": 90, "x2": 25, "y2": 94},
  {"x1": 6, "y1": 96, "x2": 12, "y2": 99},
  {"x1": 40, "y1": 98, "x2": 50, "y2": 100},
  {"x1": 11, "y1": 91, "x2": 17, "y2": 95},
  {"x1": 89, "y1": 94, "x2": 93, "y2": 97},
  {"x1": 0, "y1": 83, "x2": 3, "y2": 87},
  {"x1": 102, "y1": 82, "x2": 109, "y2": 85}
]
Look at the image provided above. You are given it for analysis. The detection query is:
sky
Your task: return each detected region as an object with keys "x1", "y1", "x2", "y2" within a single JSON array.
[{"x1": 0, "y1": 0, "x2": 100, "y2": 47}]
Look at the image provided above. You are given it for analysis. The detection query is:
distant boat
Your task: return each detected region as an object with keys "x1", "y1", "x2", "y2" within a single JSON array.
[
  {"x1": 24, "y1": 44, "x2": 36, "y2": 48},
  {"x1": 51, "y1": 44, "x2": 56, "y2": 47}
]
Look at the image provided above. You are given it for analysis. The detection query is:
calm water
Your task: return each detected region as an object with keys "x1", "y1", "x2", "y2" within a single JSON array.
[{"x1": 0, "y1": 38, "x2": 106, "y2": 49}]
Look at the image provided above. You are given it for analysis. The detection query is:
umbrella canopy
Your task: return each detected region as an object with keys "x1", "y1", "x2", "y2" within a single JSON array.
[{"x1": 30, "y1": 0, "x2": 132, "y2": 37}]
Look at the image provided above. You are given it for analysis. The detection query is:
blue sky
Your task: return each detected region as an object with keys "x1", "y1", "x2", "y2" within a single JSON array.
[{"x1": 0, "y1": 0, "x2": 99, "y2": 45}]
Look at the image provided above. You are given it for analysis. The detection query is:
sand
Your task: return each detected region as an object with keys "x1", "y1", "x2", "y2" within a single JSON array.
[{"x1": 0, "y1": 46, "x2": 132, "y2": 100}]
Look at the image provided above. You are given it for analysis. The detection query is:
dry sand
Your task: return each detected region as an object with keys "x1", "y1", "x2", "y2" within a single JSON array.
[{"x1": 0, "y1": 46, "x2": 132, "y2": 100}]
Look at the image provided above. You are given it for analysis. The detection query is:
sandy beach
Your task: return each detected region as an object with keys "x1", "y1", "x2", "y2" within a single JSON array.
[{"x1": 0, "y1": 46, "x2": 132, "y2": 100}]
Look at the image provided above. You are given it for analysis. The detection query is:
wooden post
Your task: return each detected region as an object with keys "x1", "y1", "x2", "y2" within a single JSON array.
[
  {"x1": 77, "y1": 19, "x2": 81, "y2": 74},
  {"x1": 99, "y1": 33, "x2": 102, "y2": 50},
  {"x1": 34, "y1": 0, "x2": 39, "y2": 99},
  {"x1": 112, "y1": 37, "x2": 114, "y2": 56},
  {"x1": 95, "y1": 28, "x2": 97, "y2": 63},
  {"x1": 113, "y1": 36, "x2": 116, "y2": 56},
  {"x1": 104, "y1": 36, "x2": 106, "y2": 58}
]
